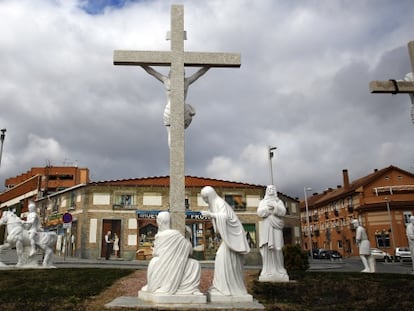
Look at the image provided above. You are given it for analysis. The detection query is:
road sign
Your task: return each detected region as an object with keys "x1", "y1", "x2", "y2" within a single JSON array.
[
  {"x1": 63, "y1": 222, "x2": 72, "y2": 229},
  {"x1": 62, "y1": 212, "x2": 72, "y2": 223}
]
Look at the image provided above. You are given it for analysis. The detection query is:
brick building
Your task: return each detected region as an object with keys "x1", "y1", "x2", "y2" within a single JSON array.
[
  {"x1": 0, "y1": 166, "x2": 89, "y2": 243},
  {"x1": 32, "y1": 176, "x2": 300, "y2": 261},
  {"x1": 300, "y1": 165, "x2": 414, "y2": 257}
]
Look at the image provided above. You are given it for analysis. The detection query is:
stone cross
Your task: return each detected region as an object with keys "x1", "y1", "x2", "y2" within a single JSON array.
[
  {"x1": 370, "y1": 41, "x2": 414, "y2": 94},
  {"x1": 113, "y1": 5, "x2": 241, "y2": 233}
]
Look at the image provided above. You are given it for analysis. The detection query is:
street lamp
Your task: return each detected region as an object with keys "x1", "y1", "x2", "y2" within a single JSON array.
[
  {"x1": 0, "y1": 128, "x2": 6, "y2": 168},
  {"x1": 385, "y1": 197, "x2": 396, "y2": 252},
  {"x1": 268, "y1": 146, "x2": 277, "y2": 185},
  {"x1": 304, "y1": 187, "x2": 313, "y2": 261}
]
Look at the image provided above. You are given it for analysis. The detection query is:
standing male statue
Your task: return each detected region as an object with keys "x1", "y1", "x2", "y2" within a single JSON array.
[
  {"x1": 352, "y1": 219, "x2": 375, "y2": 273},
  {"x1": 141, "y1": 65, "x2": 209, "y2": 147},
  {"x1": 257, "y1": 185, "x2": 289, "y2": 282},
  {"x1": 23, "y1": 201, "x2": 43, "y2": 257},
  {"x1": 405, "y1": 215, "x2": 414, "y2": 273}
]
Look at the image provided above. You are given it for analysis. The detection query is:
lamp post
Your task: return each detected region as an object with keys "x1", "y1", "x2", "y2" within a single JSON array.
[
  {"x1": 268, "y1": 146, "x2": 277, "y2": 185},
  {"x1": 385, "y1": 197, "x2": 396, "y2": 251},
  {"x1": 304, "y1": 187, "x2": 313, "y2": 261},
  {"x1": 0, "y1": 128, "x2": 6, "y2": 168}
]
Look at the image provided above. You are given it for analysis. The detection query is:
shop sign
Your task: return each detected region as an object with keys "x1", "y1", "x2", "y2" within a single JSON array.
[
  {"x1": 46, "y1": 213, "x2": 63, "y2": 226},
  {"x1": 136, "y1": 210, "x2": 160, "y2": 219},
  {"x1": 136, "y1": 210, "x2": 210, "y2": 221},
  {"x1": 185, "y1": 211, "x2": 210, "y2": 221}
]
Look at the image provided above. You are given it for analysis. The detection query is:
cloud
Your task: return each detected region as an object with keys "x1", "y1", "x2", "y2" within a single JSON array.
[{"x1": 1, "y1": 0, "x2": 414, "y2": 198}]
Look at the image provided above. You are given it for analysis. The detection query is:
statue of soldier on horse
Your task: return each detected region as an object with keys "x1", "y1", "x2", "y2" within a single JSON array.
[{"x1": 0, "y1": 202, "x2": 57, "y2": 267}]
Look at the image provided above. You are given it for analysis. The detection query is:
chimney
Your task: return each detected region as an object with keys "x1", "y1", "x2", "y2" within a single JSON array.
[{"x1": 343, "y1": 169, "x2": 350, "y2": 189}]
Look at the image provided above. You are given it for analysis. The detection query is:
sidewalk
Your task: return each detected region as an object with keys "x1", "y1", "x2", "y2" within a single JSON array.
[{"x1": 1, "y1": 248, "x2": 350, "y2": 271}]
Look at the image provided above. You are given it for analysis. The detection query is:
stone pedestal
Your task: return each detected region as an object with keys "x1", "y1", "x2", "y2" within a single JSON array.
[
  {"x1": 258, "y1": 273, "x2": 289, "y2": 283},
  {"x1": 138, "y1": 290, "x2": 207, "y2": 304},
  {"x1": 208, "y1": 292, "x2": 253, "y2": 303}
]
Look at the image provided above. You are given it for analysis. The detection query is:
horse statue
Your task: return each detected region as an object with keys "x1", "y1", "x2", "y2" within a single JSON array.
[{"x1": 0, "y1": 211, "x2": 57, "y2": 267}]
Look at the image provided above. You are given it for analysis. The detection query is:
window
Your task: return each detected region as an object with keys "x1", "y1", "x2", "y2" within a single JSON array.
[
  {"x1": 375, "y1": 229, "x2": 390, "y2": 247},
  {"x1": 52, "y1": 198, "x2": 59, "y2": 213},
  {"x1": 114, "y1": 193, "x2": 135, "y2": 209},
  {"x1": 283, "y1": 200, "x2": 290, "y2": 215},
  {"x1": 337, "y1": 240, "x2": 343, "y2": 248},
  {"x1": 243, "y1": 224, "x2": 256, "y2": 248},
  {"x1": 403, "y1": 211, "x2": 413, "y2": 226},
  {"x1": 69, "y1": 192, "x2": 76, "y2": 209},
  {"x1": 224, "y1": 194, "x2": 246, "y2": 211}
]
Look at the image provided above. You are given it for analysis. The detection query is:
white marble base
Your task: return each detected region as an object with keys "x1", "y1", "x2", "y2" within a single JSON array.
[
  {"x1": 259, "y1": 274, "x2": 290, "y2": 283},
  {"x1": 208, "y1": 292, "x2": 253, "y2": 303},
  {"x1": 138, "y1": 290, "x2": 207, "y2": 304},
  {"x1": 106, "y1": 295, "x2": 265, "y2": 309}
]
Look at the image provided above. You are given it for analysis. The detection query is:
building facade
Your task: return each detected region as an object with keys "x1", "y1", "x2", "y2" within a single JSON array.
[
  {"x1": 31, "y1": 176, "x2": 300, "y2": 261},
  {"x1": 300, "y1": 165, "x2": 414, "y2": 257},
  {"x1": 0, "y1": 166, "x2": 89, "y2": 243}
]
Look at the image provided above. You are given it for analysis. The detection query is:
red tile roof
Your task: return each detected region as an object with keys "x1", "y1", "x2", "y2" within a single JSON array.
[{"x1": 89, "y1": 175, "x2": 265, "y2": 189}]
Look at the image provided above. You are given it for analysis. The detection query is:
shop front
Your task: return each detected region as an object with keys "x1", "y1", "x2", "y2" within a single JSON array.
[{"x1": 136, "y1": 210, "x2": 216, "y2": 260}]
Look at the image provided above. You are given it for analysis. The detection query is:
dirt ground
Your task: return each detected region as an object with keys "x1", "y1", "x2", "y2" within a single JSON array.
[{"x1": 84, "y1": 269, "x2": 260, "y2": 310}]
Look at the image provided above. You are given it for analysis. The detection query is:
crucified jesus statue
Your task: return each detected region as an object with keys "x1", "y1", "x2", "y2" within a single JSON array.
[{"x1": 141, "y1": 65, "x2": 210, "y2": 147}]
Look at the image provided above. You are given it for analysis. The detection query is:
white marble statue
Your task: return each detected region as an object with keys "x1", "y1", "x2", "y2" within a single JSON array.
[
  {"x1": 405, "y1": 215, "x2": 414, "y2": 272},
  {"x1": 257, "y1": 185, "x2": 289, "y2": 282},
  {"x1": 23, "y1": 202, "x2": 43, "y2": 257},
  {"x1": 0, "y1": 209, "x2": 57, "y2": 267},
  {"x1": 141, "y1": 65, "x2": 209, "y2": 147},
  {"x1": 352, "y1": 219, "x2": 375, "y2": 273},
  {"x1": 138, "y1": 211, "x2": 205, "y2": 304},
  {"x1": 200, "y1": 186, "x2": 252, "y2": 302}
]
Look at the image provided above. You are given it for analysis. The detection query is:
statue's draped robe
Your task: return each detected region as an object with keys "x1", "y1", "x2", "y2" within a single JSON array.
[
  {"x1": 257, "y1": 197, "x2": 287, "y2": 277},
  {"x1": 205, "y1": 189, "x2": 250, "y2": 296},
  {"x1": 356, "y1": 226, "x2": 370, "y2": 256},
  {"x1": 144, "y1": 229, "x2": 200, "y2": 295}
]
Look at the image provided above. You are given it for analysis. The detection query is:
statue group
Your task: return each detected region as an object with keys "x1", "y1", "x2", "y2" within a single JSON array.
[
  {"x1": 139, "y1": 185, "x2": 290, "y2": 304},
  {"x1": 0, "y1": 202, "x2": 57, "y2": 268}
]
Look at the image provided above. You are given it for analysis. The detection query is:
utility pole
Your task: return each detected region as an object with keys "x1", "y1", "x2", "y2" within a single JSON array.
[{"x1": 0, "y1": 128, "x2": 6, "y2": 168}]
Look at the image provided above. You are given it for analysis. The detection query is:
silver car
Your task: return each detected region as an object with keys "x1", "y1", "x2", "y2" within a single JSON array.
[
  {"x1": 370, "y1": 248, "x2": 392, "y2": 262},
  {"x1": 394, "y1": 247, "x2": 412, "y2": 262}
]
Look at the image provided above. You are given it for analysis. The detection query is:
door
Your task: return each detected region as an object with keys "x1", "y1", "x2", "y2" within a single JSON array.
[{"x1": 100, "y1": 219, "x2": 121, "y2": 258}]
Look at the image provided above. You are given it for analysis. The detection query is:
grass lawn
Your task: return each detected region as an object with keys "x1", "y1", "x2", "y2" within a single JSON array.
[
  {"x1": 0, "y1": 268, "x2": 135, "y2": 311},
  {"x1": 252, "y1": 271, "x2": 414, "y2": 311},
  {"x1": 0, "y1": 268, "x2": 413, "y2": 310}
]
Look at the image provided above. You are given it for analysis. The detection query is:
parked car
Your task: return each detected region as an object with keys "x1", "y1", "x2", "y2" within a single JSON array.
[
  {"x1": 312, "y1": 248, "x2": 326, "y2": 259},
  {"x1": 313, "y1": 249, "x2": 342, "y2": 260},
  {"x1": 321, "y1": 250, "x2": 343, "y2": 261},
  {"x1": 370, "y1": 248, "x2": 392, "y2": 262},
  {"x1": 394, "y1": 247, "x2": 412, "y2": 262}
]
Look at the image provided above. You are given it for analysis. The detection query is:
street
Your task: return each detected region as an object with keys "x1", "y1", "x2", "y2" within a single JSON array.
[
  {"x1": 1, "y1": 247, "x2": 413, "y2": 274},
  {"x1": 309, "y1": 256, "x2": 414, "y2": 274}
]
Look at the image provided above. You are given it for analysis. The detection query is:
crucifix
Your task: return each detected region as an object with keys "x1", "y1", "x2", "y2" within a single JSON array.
[
  {"x1": 113, "y1": 5, "x2": 241, "y2": 233},
  {"x1": 369, "y1": 41, "x2": 414, "y2": 122}
]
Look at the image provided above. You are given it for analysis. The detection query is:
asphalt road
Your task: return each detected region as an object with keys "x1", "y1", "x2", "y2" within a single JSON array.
[
  {"x1": 309, "y1": 256, "x2": 414, "y2": 274},
  {"x1": 1, "y1": 249, "x2": 413, "y2": 274}
]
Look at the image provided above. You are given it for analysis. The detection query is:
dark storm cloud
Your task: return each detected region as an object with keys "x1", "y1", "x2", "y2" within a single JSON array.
[{"x1": 1, "y1": 0, "x2": 414, "y2": 199}]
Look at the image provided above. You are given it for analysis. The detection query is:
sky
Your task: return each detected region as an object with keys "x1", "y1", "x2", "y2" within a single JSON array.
[{"x1": 1, "y1": 0, "x2": 414, "y2": 199}]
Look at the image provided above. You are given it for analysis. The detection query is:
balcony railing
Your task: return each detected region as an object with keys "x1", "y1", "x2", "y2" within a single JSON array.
[{"x1": 113, "y1": 204, "x2": 138, "y2": 210}]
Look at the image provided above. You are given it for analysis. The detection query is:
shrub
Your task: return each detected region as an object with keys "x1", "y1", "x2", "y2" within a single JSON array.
[{"x1": 283, "y1": 244, "x2": 309, "y2": 272}]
